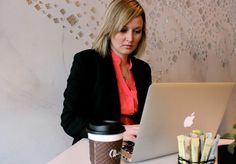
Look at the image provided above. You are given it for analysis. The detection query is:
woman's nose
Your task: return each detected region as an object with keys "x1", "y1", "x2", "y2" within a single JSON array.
[{"x1": 126, "y1": 30, "x2": 133, "y2": 42}]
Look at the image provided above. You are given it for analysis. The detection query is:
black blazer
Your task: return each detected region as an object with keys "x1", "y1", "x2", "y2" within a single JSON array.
[{"x1": 61, "y1": 49, "x2": 152, "y2": 144}]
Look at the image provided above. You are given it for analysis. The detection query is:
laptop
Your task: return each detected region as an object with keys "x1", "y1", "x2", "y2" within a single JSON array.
[{"x1": 121, "y1": 82, "x2": 235, "y2": 162}]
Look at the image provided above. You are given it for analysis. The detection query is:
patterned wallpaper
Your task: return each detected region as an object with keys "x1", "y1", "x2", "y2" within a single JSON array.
[
  {"x1": 26, "y1": 0, "x2": 236, "y2": 82},
  {"x1": 26, "y1": 0, "x2": 108, "y2": 46},
  {"x1": 0, "y1": 2, "x2": 234, "y2": 163}
]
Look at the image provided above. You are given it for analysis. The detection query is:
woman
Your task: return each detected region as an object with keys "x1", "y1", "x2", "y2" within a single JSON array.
[{"x1": 61, "y1": 0, "x2": 152, "y2": 144}]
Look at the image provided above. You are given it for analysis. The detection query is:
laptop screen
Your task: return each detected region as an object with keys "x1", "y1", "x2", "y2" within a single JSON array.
[{"x1": 126, "y1": 82, "x2": 234, "y2": 162}]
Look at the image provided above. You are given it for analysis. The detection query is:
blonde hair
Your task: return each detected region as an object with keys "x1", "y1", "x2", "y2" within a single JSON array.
[{"x1": 92, "y1": 0, "x2": 146, "y2": 57}]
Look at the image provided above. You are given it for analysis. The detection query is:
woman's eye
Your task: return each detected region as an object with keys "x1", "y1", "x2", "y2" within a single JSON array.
[
  {"x1": 120, "y1": 28, "x2": 127, "y2": 33},
  {"x1": 134, "y1": 30, "x2": 142, "y2": 34},
  {"x1": 119, "y1": 28, "x2": 142, "y2": 34}
]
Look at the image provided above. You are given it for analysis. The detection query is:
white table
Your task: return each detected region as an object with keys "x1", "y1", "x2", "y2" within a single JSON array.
[{"x1": 48, "y1": 139, "x2": 234, "y2": 164}]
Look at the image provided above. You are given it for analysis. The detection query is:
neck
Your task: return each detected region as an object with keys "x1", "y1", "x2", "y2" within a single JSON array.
[
  {"x1": 120, "y1": 58, "x2": 130, "y2": 83},
  {"x1": 111, "y1": 49, "x2": 129, "y2": 64}
]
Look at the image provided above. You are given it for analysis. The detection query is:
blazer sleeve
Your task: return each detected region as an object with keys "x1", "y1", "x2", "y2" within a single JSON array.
[
  {"x1": 132, "y1": 57, "x2": 152, "y2": 122},
  {"x1": 61, "y1": 52, "x2": 93, "y2": 142}
]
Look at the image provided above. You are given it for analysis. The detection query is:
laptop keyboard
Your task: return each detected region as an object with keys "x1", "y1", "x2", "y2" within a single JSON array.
[{"x1": 122, "y1": 141, "x2": 135, "y2": 154}]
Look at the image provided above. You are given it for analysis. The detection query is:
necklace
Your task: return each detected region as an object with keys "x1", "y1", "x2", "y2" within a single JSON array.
[
  {"x1": 121, "y1": 66, "x2": 130, "y2": 83},
  {"x1": 120, "y1": 57, "x2": 130, "y2": 83}
]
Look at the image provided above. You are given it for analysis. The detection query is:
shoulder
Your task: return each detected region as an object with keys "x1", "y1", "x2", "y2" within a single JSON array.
[
  {"x1": 131, "y1": 57, "x2": 151, "y2": 70},
  {"x1": 72, "y1": 49, "x2": 104, "y2": 65},
  {"x1": 74, "y1": 49, "x2": 100, "y2": 60}
]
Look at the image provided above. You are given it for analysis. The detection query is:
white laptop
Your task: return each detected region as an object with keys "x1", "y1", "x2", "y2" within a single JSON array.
[{"x1": 121, "y1": 82, "x2": 235, "y2": 162}]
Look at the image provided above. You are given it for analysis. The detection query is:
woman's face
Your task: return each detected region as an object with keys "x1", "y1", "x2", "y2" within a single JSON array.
[{"x1": 111, "y1": 16, "x2": 143, "y2": 58}]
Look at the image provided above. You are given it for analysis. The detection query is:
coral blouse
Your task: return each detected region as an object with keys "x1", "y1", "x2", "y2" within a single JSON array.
[{"x1": 111, "y1": 51, "x2": 138, "y2": 125}]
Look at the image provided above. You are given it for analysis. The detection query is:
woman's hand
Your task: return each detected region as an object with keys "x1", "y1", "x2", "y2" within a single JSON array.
[{"x1": 123, "y1": 124, "x2": 139, "y2": 142}]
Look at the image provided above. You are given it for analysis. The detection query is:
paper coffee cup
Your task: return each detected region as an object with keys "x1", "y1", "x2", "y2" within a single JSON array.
[{"x1": 87, "y1": 120, "x2": 125, "y2": 164}]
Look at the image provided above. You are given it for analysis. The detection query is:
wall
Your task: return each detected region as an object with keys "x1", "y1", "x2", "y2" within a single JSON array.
[{"x1": 0, "y1": 0, "x2": 235, "y2": 163}]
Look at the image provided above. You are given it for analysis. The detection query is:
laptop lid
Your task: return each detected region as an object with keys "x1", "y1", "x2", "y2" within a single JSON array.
[{"x1": 130, "y1": 82, "x2": 234, "y2": 162}]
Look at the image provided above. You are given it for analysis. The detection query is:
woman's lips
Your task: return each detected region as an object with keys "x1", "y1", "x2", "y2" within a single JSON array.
[{"x1": 123, "y1": 44, "x2": 132, "y2": 49}]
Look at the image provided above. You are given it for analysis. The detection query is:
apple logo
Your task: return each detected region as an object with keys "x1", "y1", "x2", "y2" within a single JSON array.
[{"x1": 184, "y1": 112, "x2": 195, "y2": 128}]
